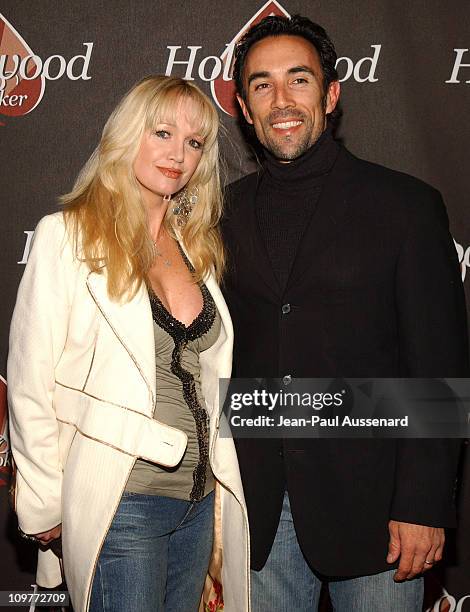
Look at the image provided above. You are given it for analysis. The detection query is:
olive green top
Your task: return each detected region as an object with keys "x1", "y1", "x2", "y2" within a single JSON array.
[{"x1": 125, "y1": 291, "x2": 220, "y2": 501}]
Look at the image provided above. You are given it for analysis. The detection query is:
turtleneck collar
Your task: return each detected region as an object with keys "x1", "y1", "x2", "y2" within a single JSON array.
[{"x1": 262, "y1": 124, "x2": 339, "y2": 192}]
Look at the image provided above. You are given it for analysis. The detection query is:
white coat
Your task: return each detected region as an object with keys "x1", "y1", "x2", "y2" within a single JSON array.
[{"x1": 7, "y1": 212, "x2": 250, "y2": 612}]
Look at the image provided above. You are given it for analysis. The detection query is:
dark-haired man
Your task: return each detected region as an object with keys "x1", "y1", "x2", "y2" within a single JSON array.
[{"x1": 221, "y1": 14, "x2": 468, "y2": 612}]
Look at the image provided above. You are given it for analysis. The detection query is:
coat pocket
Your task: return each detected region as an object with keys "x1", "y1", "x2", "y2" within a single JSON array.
[{"x1": 54, "y1": 383, "x2": 188, "y2": 468}]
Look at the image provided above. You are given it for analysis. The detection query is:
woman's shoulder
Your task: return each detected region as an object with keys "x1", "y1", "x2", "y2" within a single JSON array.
[
  {"x1": 32, "y1": 211, "x2": 80, "y2": 266},
  {"x1": 35, "y1": 211, "x2": 66, "y2": 234}
]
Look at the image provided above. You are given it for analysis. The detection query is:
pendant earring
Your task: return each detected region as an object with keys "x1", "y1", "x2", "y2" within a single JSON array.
[{"x1": 172, "y1": 186, "x2": 198, "y2": 227}]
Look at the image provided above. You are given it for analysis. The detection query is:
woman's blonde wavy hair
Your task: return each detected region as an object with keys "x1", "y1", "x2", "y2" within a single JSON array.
[{"x1": 62, "y1": 75, "x2": 224, "y2": 301}]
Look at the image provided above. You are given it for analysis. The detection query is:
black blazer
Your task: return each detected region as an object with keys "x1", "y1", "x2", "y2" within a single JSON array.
[{"x1": 221, "y1": 146, "x2": 468, "y2": 577}]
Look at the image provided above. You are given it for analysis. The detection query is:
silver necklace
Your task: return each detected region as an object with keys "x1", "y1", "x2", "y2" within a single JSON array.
[{"x1": 153, "y1": 233, "x2": 172, "y2": 267}]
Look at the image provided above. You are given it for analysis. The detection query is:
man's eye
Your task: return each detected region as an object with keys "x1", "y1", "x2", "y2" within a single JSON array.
[
  {"x1": 155, "y1": 130, "x2": 170, "y2": 138},
  {"x1": 189, "y1": 139, "x2": 203, "y2": 150},
  {"x1": 254, "y1": 83, "x2": 269, "y2": 91},
  {"x1": 293, "y1": 77, "x2": 308, "y2": 84}
]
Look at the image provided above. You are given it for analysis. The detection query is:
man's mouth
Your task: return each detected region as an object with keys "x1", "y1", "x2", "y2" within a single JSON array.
[
  {"x1": 157, "y1": 166, "x2": 183, "y2": 179},
  {"x1": 271, "y1": 120, "x2": 303, "y2": 130}
]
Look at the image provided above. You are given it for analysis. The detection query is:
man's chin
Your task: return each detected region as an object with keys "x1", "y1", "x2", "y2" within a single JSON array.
[
  {"x1": 266, "y1": 143, "x2": 305, "y2": 161},
  {"x1": 261, "y1": 133, "x2": 312, "y2": 161}
]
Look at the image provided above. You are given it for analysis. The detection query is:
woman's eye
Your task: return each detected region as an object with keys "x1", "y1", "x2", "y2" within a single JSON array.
[
  {"x1": 155, "y1": 130, "x2": 170, "y2": 139},
  {"x1": 188, "y1": 139, "x2": 203, "y2": 150}
]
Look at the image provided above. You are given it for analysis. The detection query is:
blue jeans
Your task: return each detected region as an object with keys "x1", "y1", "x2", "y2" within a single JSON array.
[
  {"x1": 89, "y1": 490, "x2": 214, "y2": 612},
  {"x1": 251, "y1": 492, "x2": 424, "y2": 612}
]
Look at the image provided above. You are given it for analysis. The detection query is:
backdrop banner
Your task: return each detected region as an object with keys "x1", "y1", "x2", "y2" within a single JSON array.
[{"x1": 1, "y1": 1, "x2": 469, "y2": 610}]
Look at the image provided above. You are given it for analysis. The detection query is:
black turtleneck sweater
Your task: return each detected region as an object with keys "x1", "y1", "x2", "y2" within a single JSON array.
[{"x1": 256, "y1": 126, "x2": 339, "y2": 291}]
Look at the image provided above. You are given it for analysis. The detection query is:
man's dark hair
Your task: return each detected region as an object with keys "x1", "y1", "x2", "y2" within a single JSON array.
[{"x1": 233, "y1": 14, "x2": 338, "y2": 101}]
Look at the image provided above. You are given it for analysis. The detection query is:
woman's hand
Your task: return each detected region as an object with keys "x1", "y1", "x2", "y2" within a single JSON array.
[{"x1": 34, "y1": 524, "x2": 62, "y2": 546}]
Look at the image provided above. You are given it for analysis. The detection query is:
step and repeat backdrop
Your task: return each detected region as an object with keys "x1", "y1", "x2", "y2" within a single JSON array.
[{"x1": 1, "y1": 1, "x2": 469, "y2": 610}]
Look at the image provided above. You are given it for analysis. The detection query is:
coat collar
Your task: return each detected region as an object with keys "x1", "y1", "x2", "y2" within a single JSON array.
[
  {"x1": 237, "y1": 170, "x2": 281, "y2": 299},
  {"x1": 86, "y1": 270, "x2": 157, "y2": 407}
]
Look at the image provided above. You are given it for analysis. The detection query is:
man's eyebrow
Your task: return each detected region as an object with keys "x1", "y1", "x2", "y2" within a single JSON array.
[
  {"x1": 247, "y1": 66, "x2": 316, "y2": 87},
  {"x1": 247, "y1": 71, "x2": 270, "y2": 87},
  {"x1": 288, "y1": 65, "x2": 316, "y2": 76}
]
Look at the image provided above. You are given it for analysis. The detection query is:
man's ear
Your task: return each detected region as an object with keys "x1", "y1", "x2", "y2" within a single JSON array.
[
  {"x1": 236, "y1": 93, "x2": 254, "y2": 125},
  {"x1": 325, "y1": 81, "x2": 340, "y2": 115}
]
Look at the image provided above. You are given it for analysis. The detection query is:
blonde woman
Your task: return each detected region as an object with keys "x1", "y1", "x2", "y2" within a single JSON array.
[{"x1": 8, "y1": 76, "x2": 249, "y2": 612}]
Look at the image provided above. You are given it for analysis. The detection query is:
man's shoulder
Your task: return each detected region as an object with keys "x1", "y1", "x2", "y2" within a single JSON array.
[
  {"x1": 340, "y1": 147, "x2": 447, "y2": 227},
  {"x1": 343, "y1": 147, "x2": 440, "y2": 202}
]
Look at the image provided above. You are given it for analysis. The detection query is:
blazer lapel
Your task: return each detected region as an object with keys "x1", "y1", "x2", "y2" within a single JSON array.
[
  {"x1": 234, "y1": 170, "x2": 282, "y2": 298},
  {"x1": 285, "y1": 147, "x2": 359, "y2": 292},
  {"x1": 86, "y1": 271, "x2": 156, "y2": 408}
]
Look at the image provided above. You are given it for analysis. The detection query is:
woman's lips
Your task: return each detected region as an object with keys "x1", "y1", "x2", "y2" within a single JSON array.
[{"x1": 156, "y1": 166, "x2": 183, "y2": 179}]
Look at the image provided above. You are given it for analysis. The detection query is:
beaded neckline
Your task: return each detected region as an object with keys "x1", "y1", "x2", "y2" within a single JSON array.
[
  {"x1": 148, "y1": 243, "x2": 215, "y2": 338},
  {"x1": 149, "y1": 282, "x2": 211, "y2": 336},
  {"x1": 148, "y1": 242, "x2": 216, "y2": 502}
]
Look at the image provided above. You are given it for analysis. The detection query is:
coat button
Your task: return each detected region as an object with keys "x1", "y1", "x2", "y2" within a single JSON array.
[
  {"x1": 283, "y1": 375, "x2": 292, "y2": 386},
  {"x1": 282, "y1": 303, "x2": 291, "y2": 314}
]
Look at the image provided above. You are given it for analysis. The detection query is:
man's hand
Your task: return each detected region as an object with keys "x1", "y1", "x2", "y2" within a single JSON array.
[
  {"x1": 387, "y1": 520, "x2": 444, "y2": 581},
  {"x1": 34, "y1": 524, "x2": 62, "y2": 546}
]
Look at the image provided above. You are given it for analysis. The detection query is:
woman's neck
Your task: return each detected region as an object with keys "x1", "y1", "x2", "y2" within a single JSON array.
[{"x1": 145, "y1": 196, "x2": 170, "y2": 241}]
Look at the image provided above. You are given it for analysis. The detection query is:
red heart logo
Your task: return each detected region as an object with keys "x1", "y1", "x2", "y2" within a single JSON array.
[
  {"x1": 211, "y1": 1, "x2": 290, "y2": 117},
  {"x1": 0, "y1": 13, "x2": 46, "y2": 124}
]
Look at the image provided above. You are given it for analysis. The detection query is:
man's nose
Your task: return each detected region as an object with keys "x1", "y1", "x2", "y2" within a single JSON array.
[{"x1": 271, "y1": 83, "x2": 295, "y2": 110}]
